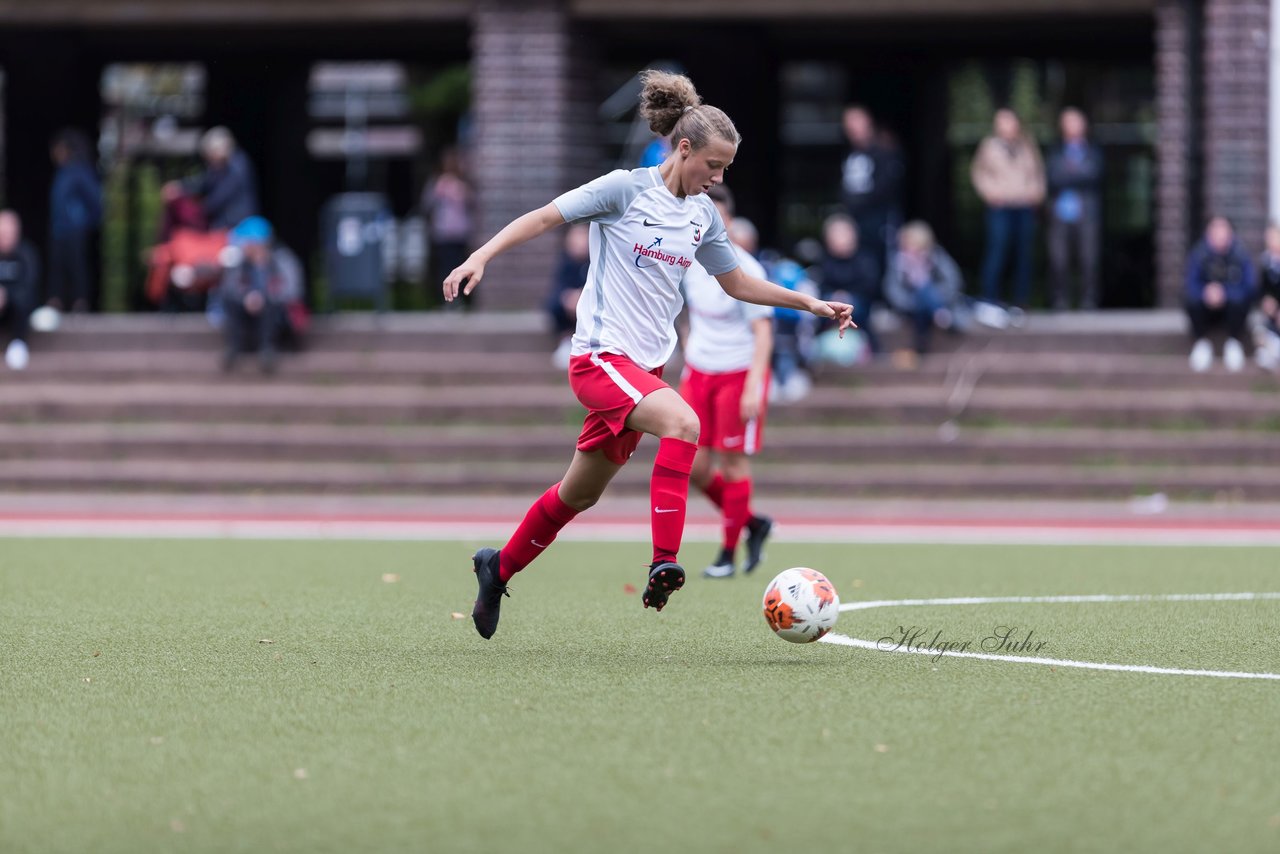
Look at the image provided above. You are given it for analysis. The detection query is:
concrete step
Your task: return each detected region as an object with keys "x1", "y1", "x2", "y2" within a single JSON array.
[
  {"x1": 6, "y1": 349, "x2": 1277, "y2": 393},
  {"x1": 1, "y1": 383, "x2": 1276, "y2": 429},
  {"x1": 4, "y1": 422, "x2": 1280, "y2": 467},
  {"x1": 24, "y1": 309, "x2": 1194, "y2": 355},
  {"x1": 0, "y1": 457, "x2": 1274, "y2": 500}
]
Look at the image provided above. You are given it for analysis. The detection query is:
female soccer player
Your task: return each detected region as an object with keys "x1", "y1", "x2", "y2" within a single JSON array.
[
  {"x1": 444, "y1": 71, "x2": 853, "y2": 639},
  {"x1": 680, "y1": 184, "x2": 774, "y2": 579}
]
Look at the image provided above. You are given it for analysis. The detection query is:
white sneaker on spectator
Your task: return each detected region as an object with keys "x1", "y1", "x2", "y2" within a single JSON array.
[
  {"x1": 1189, "y1": 339, "x2": 1213, "y2": 373},
  {"x1": 551, "y1": 338, "x2": 572, "y2": 370},
  {"x1": 4, "y1": 339, "x2": 29, "y2": 371},
  {"x1": 1223, "y1": 338, "x2": 1245, "y2": 373},
  {"x1": 1256, "y1": 331, "x2": 1280, "y2": 371}
]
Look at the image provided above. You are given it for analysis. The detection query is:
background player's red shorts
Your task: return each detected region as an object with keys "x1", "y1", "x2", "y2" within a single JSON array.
[
  {"x1": 678, "y1": 365, "x2": 768, "y2": 455},
  {"x1": 568, "y1": 352, "x2": 669, "y2": 465}
]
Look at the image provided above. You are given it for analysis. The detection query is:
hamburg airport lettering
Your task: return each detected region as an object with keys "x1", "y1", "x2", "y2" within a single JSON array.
[{"x1": 634, "y1": 239, "x2": 693, "y2": 270}]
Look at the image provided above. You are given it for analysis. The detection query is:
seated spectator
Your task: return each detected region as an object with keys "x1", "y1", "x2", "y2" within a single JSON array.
[
  {"x1": 1256, "y1": 222, "x2": 1280, "y2": 370},
  {"x1": 768, "y1": 258, "x2": 819, "y2": 403},
  {"x1": 883, "y1": 221, "x2": 964, "y2": 357},
  {"x1": 547, "y1": 223, "x2": 590, "y2": 369},
  {"x1": 1185, "y1": 216, "x2": 1254, "y2": 373},
  {"x1": 0, "y1": 210, "x2": 39, "y2": 371},
  {"x1": 818, "y1": 213, "x2": 881, "y2": 354},
  {"x1": 217, "y1": 217, "x2": 305, "y2": 374}
]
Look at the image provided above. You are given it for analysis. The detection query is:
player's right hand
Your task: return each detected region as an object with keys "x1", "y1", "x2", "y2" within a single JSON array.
[
  {"x1": 444, "y1": 256, "x2": 485, "y2": 302},
  {"x1": 810, "y1": 299, "x2": 856, "y2": 337}
]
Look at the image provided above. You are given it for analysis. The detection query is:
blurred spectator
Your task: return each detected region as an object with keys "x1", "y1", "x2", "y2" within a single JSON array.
[
  {"x1": 971, "y1": 108, "x2": 1045, "y2": 308},
  {"x1": 1255, "y1": 223, "x2": 1280, "y2": 370},
  {"x1": 1045, "y1": 108, "x2": 1104, "y2": 311},
  {"x1": 1185, "y1": 215, "x2": 1254, "y2": 373},
  {"x1": 840, "y1": 105, "x2": 903, "y2": 271},
  {"x1": 547, "y1": 222, "x2": 590, "y2": 369},
  {"x1": 145, "y1": 229, "x2": 230, "y2": 310},
  {"x1": 157, "y1": 188, "x2": 207, "y2": 242},
  {"x1": 165, "y1": 127, "x2": 259, "y2": 231},
  {"x1": 0, "y1": 210, "x2": 39, "y2": 371},
  {"x1": 421, "y1": 147, "x2": 474, "y2": 306},
  {"x1": 639, "y1": 134, "x2": 672, "y2": 167},
  {"x1": 218, "y1": 217, "x2": 305, "y2": 374},
  {"x1": 818, "y1": 213, "x2": 881, "y2": 355},
  {"x1": 47, "y1": 129, "x2": 102, "y2": 313},
  {"x1": 883, "y1": 221, "x2": 964, "y2": 358},
  {"x1": 728, "y1": 217, "x2": 759, "y2": 257},
  {"x1": 768, "y1": 258, "x2": 819, "y2": 403}
]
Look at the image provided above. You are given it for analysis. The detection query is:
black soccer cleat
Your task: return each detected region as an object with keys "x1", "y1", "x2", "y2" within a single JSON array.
[
  {"x1": 470, "y1": 547, "x2": 509, "y2": 639},
  {"x1": 742, "y1": 515, "x2": 773, "y2": 575},
  {"x1": 702, "y1": 547, "x2": 736, "y2": 579},
  {"x1": 642, "y1": 560, "x2": 686, "y2": 611}
]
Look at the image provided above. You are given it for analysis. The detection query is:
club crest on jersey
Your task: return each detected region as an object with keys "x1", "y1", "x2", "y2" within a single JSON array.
[{"x1": 690, "y1": 220, "x2": 703, "y2": 244}]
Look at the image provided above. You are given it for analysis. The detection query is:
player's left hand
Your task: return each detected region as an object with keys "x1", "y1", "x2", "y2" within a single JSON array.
[
  {"x1": 740, "y1": 385, "x2": 762, "y2": 422},
  {"x1": 810, "y1": 299, "x2": 856, "y2": 337},
  {"x1": 444, "y1": 255, "x2": 486, "y2": 302}
]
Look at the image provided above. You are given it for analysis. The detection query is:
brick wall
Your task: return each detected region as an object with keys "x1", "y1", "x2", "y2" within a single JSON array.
[
  {"x1": 1203, "y1": 0, "x2": 1270, "y2": 254},
  {"x1": 1155, "y1": 0, "x2": 1193, "y2": 307},
  {"x1": 470, "y1": 0, "x2": 600, "y2": 310}
]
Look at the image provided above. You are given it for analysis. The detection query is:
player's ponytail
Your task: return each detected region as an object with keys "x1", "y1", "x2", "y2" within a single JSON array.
[{"x1": 638, "y1": 69, "x2": 741, "y2": 151}]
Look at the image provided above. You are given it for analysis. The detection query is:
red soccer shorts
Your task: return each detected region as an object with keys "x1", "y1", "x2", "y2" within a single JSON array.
[
  {"x1": 568, "y1": 352, "x2": 670, "y2": 465},
  {"x1": 678, "y1": 365, "x2": 768, "y2": 455}
]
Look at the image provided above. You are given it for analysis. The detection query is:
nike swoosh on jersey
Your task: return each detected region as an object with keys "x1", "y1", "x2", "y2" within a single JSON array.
[
  {"x1": 653, "y1": 507, "x2": 679, "y2": 514},
  {"x1": 531, "y1": 539, "x2": 549, "y2": 548},
  {"x1": 642, "y1": 218, "x2": 663, "y2": 227}
]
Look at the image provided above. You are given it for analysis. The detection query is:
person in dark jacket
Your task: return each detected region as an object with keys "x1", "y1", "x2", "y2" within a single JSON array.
[
  {"x1": 818, "y1": 212, "x2": 881, "y2": 355},
  {"x1": 0, "y1": 210, "x2": 40, "y2": 371},
  {"x1": 167, "y1": 126, "x2": 259, "y2": 231},
  {"x1": 839, "y1": 105, "x2": 903, "y2": 272},
  {"x1": 1185, "y1": 216, "x2": 1254, "y2": 373},
  {"x1": 47, "y1": 129, "x2": 102, "y2": 313},
  {"x1": 218, "y1": 217, "x2": 299, "y2": 374},
  {"x1": 1045, "y1": 108, "x2": 1105, "y2": 310},
  {"x1": 547, "y1": 222, "x2": 590, "y2": 368}
]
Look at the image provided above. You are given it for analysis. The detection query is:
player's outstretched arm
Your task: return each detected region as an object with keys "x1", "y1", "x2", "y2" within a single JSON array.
[
  {"x1": 714, "y1": 267, "x2": 856, "y2": 337},
  {"x1": 444, "y1": 203, "x2": 566, "y2": 302}
]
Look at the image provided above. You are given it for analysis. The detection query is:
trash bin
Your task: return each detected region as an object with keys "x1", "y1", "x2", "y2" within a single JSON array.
[{"x1": 321, "y1": 192, "x2": 393, "y2": 311}]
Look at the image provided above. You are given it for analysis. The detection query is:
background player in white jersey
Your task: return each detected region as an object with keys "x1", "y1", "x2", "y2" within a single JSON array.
[
  {"x1": 443, "y1": 70, "x2": 854, "y2": 640},
  {"x1": 680, "y1": 184, "x2": 775, "y2": 579}
]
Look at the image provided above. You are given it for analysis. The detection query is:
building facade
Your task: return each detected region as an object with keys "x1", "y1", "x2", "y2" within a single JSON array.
[{"x1": 0, "y1": 0, "x2": 1269, "y2": 309}]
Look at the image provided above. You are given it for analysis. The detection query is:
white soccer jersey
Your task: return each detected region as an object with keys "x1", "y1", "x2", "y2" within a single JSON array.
[
  {"x1": 553, "y1": 167, "x2": 740, "y2": 371},
  {"x1": 683, "y1": 247, "x2": 773, "y2": 374}
]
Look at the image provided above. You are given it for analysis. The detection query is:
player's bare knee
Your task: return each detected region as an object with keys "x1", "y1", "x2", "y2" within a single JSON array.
[{"x1": 665, "y1": 411, "x2": 700, "y2": 443}]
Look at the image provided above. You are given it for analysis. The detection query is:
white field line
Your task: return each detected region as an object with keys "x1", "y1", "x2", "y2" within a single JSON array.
[{"x1": 820, "y1": 592, "x2": 1280, "y2": 681}]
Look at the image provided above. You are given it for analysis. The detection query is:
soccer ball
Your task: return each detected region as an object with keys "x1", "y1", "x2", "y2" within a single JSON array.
[{"x1": 762, "y1": 567, "x2": 840, "y2": 643}]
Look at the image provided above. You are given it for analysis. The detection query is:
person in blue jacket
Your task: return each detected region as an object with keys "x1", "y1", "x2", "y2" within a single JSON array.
[
  {"x1": 47, "y1": 129, "x2": 102, "y2": 313},
  {"x1": 1185, "y1": 215, "x2": 1255, "y2": 373}
]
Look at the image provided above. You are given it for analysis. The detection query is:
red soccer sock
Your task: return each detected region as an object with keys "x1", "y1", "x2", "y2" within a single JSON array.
[
  {"x1": 701, "y1": 472, "x2": 726, "y2": 509},
  {"x1": 721, "y1": 478, "x2": 752, "y2": 554},
  {"x1": 498, "y1": 482, "x2": 579, "y2": 582},
  {"x1": 651, "y1": 437, "x2": 698, "y2": 565}
]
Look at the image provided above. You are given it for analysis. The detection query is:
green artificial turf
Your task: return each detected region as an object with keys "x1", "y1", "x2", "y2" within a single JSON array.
[{"x1": 2, "y1": 537, "x2": 1278, "y2": 854}]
